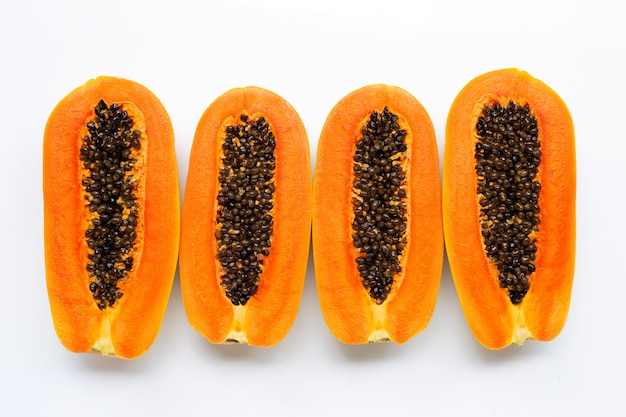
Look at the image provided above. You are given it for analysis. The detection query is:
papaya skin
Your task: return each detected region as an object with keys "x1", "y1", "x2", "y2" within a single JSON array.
[
  {"x1": 313, "y1": 84, "x2": 443, "y2": 344},
  {"x1": 443, "y1": 68, "x2": 576, "y2": 350},
  {"x1": 179, "y1": 86, "x2": 311, "y2": 347},
  {"x1": 43, "y1": 76, "x2": 180, "y2": 359}
]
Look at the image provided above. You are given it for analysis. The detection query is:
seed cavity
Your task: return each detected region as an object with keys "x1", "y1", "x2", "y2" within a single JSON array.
[
  {"x1": 351, "y1": 107, "x2": 409, "y2": 305},
  {"x1": 80, "y1": 99, "x2": 145, "y2": 310},
  {"x1": 475, "y1": 100, "x2": 541, "y2": 305},
  {"x1": 215, "y1": 112, "x2": 276, "y2": 306}
]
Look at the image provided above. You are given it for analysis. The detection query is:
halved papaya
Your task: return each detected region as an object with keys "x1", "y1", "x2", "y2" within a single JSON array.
[
  {"x1": 179, "y1": 87, "x2": 311, "y2": 347},
  {"x1": 313, "y1": 84, "x2": 443, "y2": 344},
  {"x1": 443, "y1": 68, "x2": 576, "y2": 349},
  {"x1": 43, "y1": 76, "x2": 180, "y2": 359}
]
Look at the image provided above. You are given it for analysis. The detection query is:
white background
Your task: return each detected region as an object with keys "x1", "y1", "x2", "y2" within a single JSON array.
[{"x1": 1, "y1": 1, "x2": 624, "y2": 415}]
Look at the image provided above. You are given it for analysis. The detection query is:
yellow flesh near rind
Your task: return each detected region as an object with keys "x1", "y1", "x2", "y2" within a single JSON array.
[
  {"x1": 91, "y1": 313, "x2": 116, "y2": 356},
  {"x1": 368, "y1": 304, "x2": 391, "y2": 343},
  {"x1": 224, "y1": 305, "x2": 250, "y2": 344},
  {"x1": 511, "y1": 307, "x2": 532, "y2": 345}
]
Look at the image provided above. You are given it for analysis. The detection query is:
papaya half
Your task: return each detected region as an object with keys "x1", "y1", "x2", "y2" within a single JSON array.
[
  {"x1": 179, "y1": 87, "x2": 311, "y2": 347},
  {"x1": 313, "y1": 84, "x2": 443, "y2": 344},
  {"x1": 43, "y1": 76, "x2": 180, "y2": 359},
  {"x1": 443, "y1": 68, "x2": 576, "y2": 349}
]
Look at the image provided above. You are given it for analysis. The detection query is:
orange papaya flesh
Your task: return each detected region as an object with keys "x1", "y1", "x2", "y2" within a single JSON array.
[
  {"x1": 180, "y1": 86, "x2": 311, "y2": 347},
  {"x1": 313, "y1": 84, "x2": 443, "y2": 344},
  {"x1": 443, "y1": 68, "x2": 576, "y2": 349},
  {"x1": 43, "y1": 76, "x2": 180, "y2": 359}
]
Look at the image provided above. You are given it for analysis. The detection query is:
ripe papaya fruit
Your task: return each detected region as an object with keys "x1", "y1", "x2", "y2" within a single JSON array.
[
  {"x1": 313, "y1": 84, "x2": 443, "y2": 344},
  {"x1": 43, "y1": 76, "x2": 180, "y2": 359},
  {"x1": 179, "y1": 87, "x2": 311, "y2": 347},
  {"x1": 443, "y1": 68, "x2": 576, "y2": 349}
]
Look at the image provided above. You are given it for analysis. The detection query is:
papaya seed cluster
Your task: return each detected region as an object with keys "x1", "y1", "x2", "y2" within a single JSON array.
[
  {"x1": 80, "y1": 100, "x2": 141, "y2": 310},
  {"x1": 475, "y1": 101, "x2": 541, "y2": 305},
  {"x1": 215, "y1": 113, "x2": 276, "y2": 306},
  {"x1": 351, "y1": 107, "x2": 409, "y2": 305}
]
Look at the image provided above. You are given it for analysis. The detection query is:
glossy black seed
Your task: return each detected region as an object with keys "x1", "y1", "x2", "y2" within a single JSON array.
[
  {"x1": 82, "y1": 100, "x2": 141, "y2": 310},
  {"x1": 216, "y1": 112, "x2": 275, "y2": 306},
  {"x1": 351, "y1": 107, "x2": 408, "y2": 305},
  {"x1": 475, "y1": 101, "x2": 541, "y2": 305}
]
